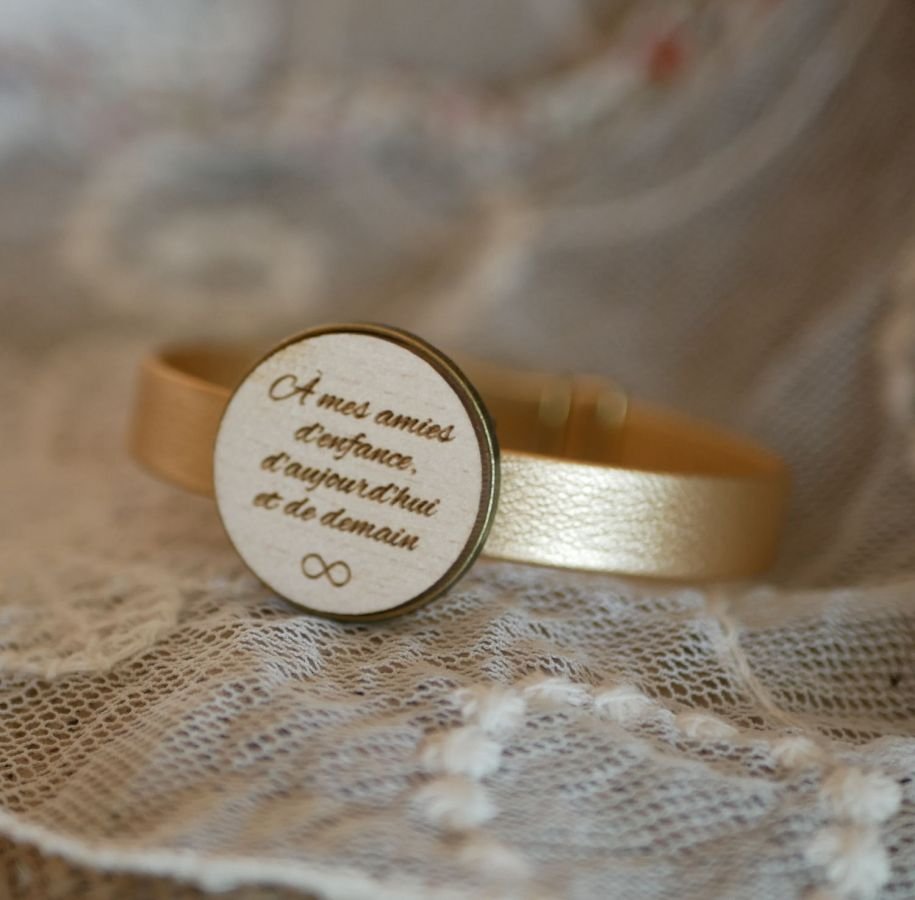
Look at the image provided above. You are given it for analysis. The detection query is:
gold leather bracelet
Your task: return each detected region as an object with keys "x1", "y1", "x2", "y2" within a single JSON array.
[{"x1": 130, "y1": 324, "x2": 789, "y2": 620}]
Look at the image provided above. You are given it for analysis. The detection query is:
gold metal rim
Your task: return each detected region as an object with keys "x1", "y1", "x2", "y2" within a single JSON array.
[{"x1": 212, "y1": 322, "x2": 501, "y2": 622}]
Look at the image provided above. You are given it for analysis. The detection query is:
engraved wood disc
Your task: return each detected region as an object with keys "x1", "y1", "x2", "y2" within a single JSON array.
[{"x1": 213, "y1": 324, "x2": 499, "y2": 620}]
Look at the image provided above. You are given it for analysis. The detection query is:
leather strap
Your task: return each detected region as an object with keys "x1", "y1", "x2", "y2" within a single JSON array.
[{"x1": 131, "y1": 342, "x2": 789, "y2": 579}]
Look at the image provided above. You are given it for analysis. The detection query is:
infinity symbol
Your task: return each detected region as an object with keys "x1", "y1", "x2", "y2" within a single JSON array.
[{"x1": 301, "y1": 553, "x2": 352, "y2": 588}]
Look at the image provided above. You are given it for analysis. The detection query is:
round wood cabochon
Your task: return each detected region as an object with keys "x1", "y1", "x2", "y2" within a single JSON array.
[{"x1": 213, "y1": 325, "x2": 499, "y2": 619}]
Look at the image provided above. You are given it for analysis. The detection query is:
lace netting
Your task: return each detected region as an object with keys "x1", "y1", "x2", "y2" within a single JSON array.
[{"x1": 2, "y1": 1, "x2": 915, "y2": 897}]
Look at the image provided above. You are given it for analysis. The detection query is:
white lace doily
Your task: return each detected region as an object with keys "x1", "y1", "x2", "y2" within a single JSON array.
[{"x1": 2, "y1": 1, "x2": 915, "y2": 898}]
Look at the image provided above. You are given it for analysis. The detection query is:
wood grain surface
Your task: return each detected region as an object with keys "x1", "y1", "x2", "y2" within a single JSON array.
[{"x1": 213, "y1": 325, "x2": 497, "y2": 619}]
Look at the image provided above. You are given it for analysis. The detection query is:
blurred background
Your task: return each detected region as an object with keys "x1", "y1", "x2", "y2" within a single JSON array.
[
  {"x1": 2, "y1": 5, "x2": 915, "y2": 898},
  {"x1": 2, "y1": 0, "x2": 915, "y2": 584}
]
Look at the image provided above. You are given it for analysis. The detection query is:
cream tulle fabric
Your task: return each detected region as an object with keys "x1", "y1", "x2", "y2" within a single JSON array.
[{"x1": 2, "y1": 1, "x2": 915, "y2": 898}]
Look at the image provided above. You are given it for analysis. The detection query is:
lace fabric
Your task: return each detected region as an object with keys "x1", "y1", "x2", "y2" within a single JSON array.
[{"x1": 2, "y1": 1, "x2": 915, "y2": 898}]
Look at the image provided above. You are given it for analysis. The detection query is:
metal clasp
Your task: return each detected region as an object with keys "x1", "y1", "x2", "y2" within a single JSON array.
[{"x1": 537, "y1": 374, "x2": 628, "y2": 461}]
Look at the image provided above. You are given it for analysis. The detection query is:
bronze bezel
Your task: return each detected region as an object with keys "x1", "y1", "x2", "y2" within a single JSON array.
[{"x1": 213, "y1": 322, "x2": 500, "y2": 622}]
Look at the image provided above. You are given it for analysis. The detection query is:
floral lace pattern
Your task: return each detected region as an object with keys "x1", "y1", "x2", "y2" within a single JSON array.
[{"x1": 2, "y1": 1, "x2": 915, "y2": 897}]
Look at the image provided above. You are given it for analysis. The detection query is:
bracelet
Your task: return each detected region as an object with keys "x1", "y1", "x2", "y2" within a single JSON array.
[{"x1": 130, "y1": 323, "x2": 789, "y2": 620}]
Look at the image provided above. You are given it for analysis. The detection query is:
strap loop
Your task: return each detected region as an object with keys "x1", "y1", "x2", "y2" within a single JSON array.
[{"x1": 131, "y1": 340, "x2": 790, "y2": 580}]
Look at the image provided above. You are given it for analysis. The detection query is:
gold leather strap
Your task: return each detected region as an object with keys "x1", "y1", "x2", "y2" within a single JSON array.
[{"x1": 131, "y1": 342, "x2": 789, "y2": 579}]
